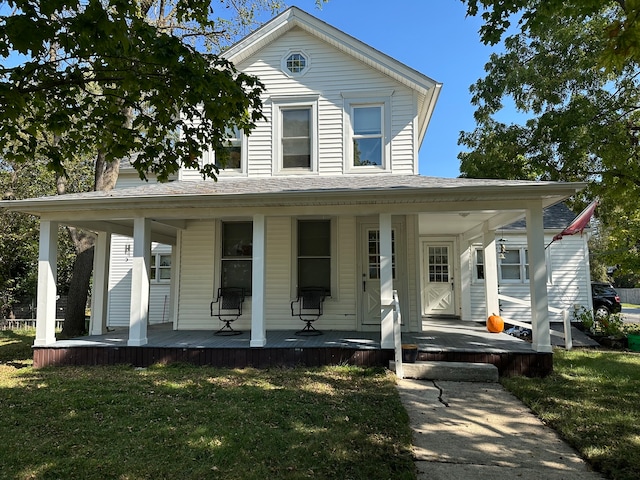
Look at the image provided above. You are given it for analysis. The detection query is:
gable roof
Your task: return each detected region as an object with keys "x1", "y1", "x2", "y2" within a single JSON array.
[{"x1": 223, "y1": 6, "x2": 442, "y2": 148}]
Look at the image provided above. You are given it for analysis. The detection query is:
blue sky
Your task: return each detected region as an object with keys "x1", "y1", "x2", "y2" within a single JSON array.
[{"x1": 281, "y1": 0, "x2": 500, "y2": 177}]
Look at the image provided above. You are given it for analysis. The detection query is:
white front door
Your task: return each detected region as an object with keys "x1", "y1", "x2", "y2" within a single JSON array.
[
  {"x1": 360, "y1": 224, "x2": 396, "y2": 326},
  {"x1": 422, "y1": 242, "x2": 456, "y2": 316}
]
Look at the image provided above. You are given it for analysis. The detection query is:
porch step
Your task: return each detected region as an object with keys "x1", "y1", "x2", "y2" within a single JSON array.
[{"x1": 389, "y1": 360, "x2": 499, "y2": 382}]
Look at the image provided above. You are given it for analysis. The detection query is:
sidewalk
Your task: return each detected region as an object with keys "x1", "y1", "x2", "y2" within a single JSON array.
[{"x1": 396, "y1": 379, "x2": 604, "y2": 480}]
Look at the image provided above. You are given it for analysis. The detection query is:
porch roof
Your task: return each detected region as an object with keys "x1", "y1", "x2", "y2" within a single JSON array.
[{"x1": 0, "y1": 174, "x2": 585, "y2": 244}]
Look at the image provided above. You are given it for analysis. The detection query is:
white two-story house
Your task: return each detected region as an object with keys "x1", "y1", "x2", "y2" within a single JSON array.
[{"x1": 4, "y1": 7, "x2": 588, "y2": 354}]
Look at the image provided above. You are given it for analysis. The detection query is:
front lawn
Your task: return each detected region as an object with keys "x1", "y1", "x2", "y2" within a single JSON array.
[
  {"x1": 0, "y1": 330, "x2": 414, "y2": 480},
  {"x1": 503, "y1": 349, "x2": 640, "y2": 480}
]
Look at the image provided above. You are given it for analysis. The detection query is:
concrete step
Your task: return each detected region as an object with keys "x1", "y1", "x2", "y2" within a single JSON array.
[{"x1": 389, "y1": 360, "x2": 499, "y2": 382}]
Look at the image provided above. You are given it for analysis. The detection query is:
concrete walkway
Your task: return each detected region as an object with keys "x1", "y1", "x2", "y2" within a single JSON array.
[{"x1": 396, "y1": 379, "x2": 604, "y2": 479}]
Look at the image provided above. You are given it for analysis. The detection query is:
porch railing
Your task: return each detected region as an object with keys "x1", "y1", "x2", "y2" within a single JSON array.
[{"x1": 497, "y1": 294, "x2": 573, "y2": 350}]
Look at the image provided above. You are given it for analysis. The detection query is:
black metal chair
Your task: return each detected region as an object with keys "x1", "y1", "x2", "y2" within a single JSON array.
[
  {"x1": 291, "y1": 287, "x2": 326, "y2": 336},
  {"x1": 211, "y1": 287, "x2": 245, "y2": 336}
]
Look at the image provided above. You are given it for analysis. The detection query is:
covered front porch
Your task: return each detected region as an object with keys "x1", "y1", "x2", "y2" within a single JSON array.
[{"x1": 32, "y1": 320, "x2": 553, "y2": 377}]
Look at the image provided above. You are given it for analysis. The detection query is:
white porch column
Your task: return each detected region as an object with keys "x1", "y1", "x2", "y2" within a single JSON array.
[
  {"x1": 483, "y1": 230, "x2": 500, "y2": 320},
  {"x1": 250, "y1": 214, "x2": 267, "y2": 347},
  {"x1": 89, "y1": 231, "x2": 111, "y2": 336},
  {"x1": 380, "y1": 213, "x2": 394, "y2": 348},
  {"x1": 459, "y1": 237, "x2": 472, "y2": 321},
  {"x1": 128, "y1": 218, "x2": 151, "y2": 346},
  {"x1": 34, "y1": 220, "x2": 58, "y2": 346},
  {"x1": 526, "y1": 202, "x2": 552, "y2": 353}
]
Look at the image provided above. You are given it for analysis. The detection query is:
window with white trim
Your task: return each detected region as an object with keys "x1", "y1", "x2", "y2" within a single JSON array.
[
  {"x1": 500, "y1": 248, "x2": 527, "y2": 282},
  {"x1": 281, "y1": 50, "x2": 310, "y2": 77},
  {"x1": 217, "y1": 126, "x2": 243, "y2": 171},
  {"x1": 343, "y1": 91, "x2": 392, "y2": 172},
  {"x1": 282, "y1": 107, "x2": 311, "y2": 168},
  {"x1": 473, "y1": 245, "x2": 550, "y2": 284},
  {"x1": 297, "y1": 219, "x2": 331, "y2": 294},
  {"x1": 352, "y1": 105, "x2": 383, "y2": 166},
  {"x1": 221, "y1": 221, "x2": 253, "y2": 294},
  {"x1": 150, "y1": 254, "x2": 171, "y2": 282},
  {"x1": 474, "y1": 248, "x2": 485, "y2": 281},
  {"x1": 272, "y1": 97, "x2": 318, "y2": 174}
]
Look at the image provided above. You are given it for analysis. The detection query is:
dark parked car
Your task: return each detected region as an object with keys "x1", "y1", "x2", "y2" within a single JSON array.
[{"x1": 591, "y1": 282, "x2": 622, "y2": 318}]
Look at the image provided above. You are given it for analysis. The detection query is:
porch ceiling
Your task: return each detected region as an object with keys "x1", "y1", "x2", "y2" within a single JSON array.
[{"x1": 418, "y1": 210, "x2": 526, "y2": 236}]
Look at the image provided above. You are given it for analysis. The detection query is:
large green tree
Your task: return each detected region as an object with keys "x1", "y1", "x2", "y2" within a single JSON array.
[
  {"x1": 0, "y1": 0, "x2": 325, "y2": 334},
  {"x1": 459, "y1": 1, "x2": 640, "y2": 282}
]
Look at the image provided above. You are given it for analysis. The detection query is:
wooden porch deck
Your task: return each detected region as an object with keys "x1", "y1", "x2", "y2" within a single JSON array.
[{"x1": 32, "y1": 320, "x2": 552, "y2": 377}]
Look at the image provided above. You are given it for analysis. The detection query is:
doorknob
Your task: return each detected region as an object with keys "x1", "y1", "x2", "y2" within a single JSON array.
[{"x1": 362, "y1": 273, "x2": 366, "y2": 292}]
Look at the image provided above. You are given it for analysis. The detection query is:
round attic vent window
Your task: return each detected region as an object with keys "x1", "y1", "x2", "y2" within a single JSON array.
[{"x1": 285, "y1": 52, "x2": 307, "y2": 74}]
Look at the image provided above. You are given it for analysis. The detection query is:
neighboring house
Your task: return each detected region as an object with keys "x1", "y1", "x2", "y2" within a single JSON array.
[
  {"x1": 469, "y1": 203, "x2": 593, "y2": 324},
  {"x1": 2, "y1": 7, "x2": 587, "y2": 353}
]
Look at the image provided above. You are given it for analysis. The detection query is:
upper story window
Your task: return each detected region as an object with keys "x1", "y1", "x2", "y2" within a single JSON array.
[
  {"x1": 286, "y1": 53, "x2": 306, "y2": 73},
  {"x1": 282, "y1": 108, "x2": 311, "y2": 168},
  {"x1": 353, "y1": 105, "x2": 383, "y2": 166},
  {"x1": 281, "y1": 50, "x2": 310, "y2": 76},
  {"x1": 342, "y1": 91, "x2": 393, "y2": 173},
  {"x1": 218, "y1": 126, "x2": 242, "y2": 170},
  {"x1": 272, "y1": 96, "x2": 318, "y2": 174}
]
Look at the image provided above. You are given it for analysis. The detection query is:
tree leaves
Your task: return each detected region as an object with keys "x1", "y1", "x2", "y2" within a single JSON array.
[
  {"x1": 461, "y1": 1, "x2": 640, "y2": 279},
  {"x1": 0, "y1": 0, "x2": 266, "y2": 181}
]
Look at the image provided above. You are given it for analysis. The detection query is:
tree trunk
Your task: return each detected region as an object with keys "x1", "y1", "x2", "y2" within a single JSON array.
[
  {"x1": 61, "y1": 149, "x2": 120, "y2": 337},
  {"x1": 61, "y1": 244, "x2": 94, "y2": 337}
]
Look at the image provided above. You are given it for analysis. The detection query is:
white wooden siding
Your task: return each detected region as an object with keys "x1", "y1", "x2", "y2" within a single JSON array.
[
  {"x1": 175, "y1": 221, "x2": 219, "y2": 329},
  {"x1": 264, "y1": 217, "x2": 293, "y2": 328},
  {"x1": 325, "y1": 216, "x2": 357, "y2": 329},
  {"x1": 107, "y1": 234, "x2": 131, "y2": 327},
  {"x1": 107, "y1": 236, "x2": 172, "y2": 326},
  {"x1": 172, "y1": 215, "x2": 368, "y2": 331},
  {"x1": 469, "y1": 234, "x2": 591, "y2": 323},
  {"x1": 235, "y1": 27, "x2": 417, "y2": 177}
]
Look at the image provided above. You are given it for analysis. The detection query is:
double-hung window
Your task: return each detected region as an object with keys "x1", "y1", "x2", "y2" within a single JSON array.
[
  {"x1": 218, "y1": 126, "x2": 243, "y2": 171},
  {"x1": 474, "y1": 245, "x2": 549, "y2": 284},
  {"x1": 221, "y1": 222, "x2": 253, "y2": 294},
  {"x1": 499, "y1": 248, "x2": 528, "y2": 282},
  {"x1": 273, "y1": 96, "x2": 318, "y2": 174},
  {"x1": 352, "y1": 105, "x2": 383, "y2": 166},
  {"x1": 474, "y1": 248, "x2": 485, "y2": 281},
  {"x1": 343, "y1": 91, "x2": 392, "y2": 172},
  {"x1": 150, "y1": 254, "x2": 171, "y2": 282},
  {"x1": 282, "y1": 108, "x2": 311, "y2": 168},
  {"x1": 297, "y1": 219, "x2": 331, "y2": 294}
]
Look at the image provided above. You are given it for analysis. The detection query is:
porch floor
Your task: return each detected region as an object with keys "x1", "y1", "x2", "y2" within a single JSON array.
[
  {"x1": 32, "y1": 319, "x2": 555, "y2": 376},
  {"x1": 46, "y1": 319, "x2": 534, "y2": 352}
]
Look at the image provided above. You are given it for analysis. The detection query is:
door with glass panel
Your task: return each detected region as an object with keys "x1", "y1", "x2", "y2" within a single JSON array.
[
  {"x1": 421, "y1": 242, "x2": 456, "y2": 316},
  {"x1": 359, "y1": 223, "x2": 399, "y2": 326}
]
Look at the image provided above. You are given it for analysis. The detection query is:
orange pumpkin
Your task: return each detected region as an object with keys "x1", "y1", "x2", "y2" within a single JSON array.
[{"x1": 487, "y1": 313, "x2": 504, "y2": 333}]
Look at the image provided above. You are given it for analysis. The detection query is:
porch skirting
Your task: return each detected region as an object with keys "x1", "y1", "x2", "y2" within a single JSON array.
[
  {"x1": 31, "y1": 322, "x2": 552, "y2": 376},
  {"x1": 32, "y1": 342, "x2": 552, "y2": 377},
  {"x1": 32, "y1": 345, "x2": 393, "y2": 371}
]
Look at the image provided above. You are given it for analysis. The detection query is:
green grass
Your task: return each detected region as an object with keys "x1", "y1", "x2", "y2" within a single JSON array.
[
  {"x1": 502, "y1": 349, "x2": 640, "y2": 480},
  {"x1": 0, "y1": 330, "x2": 415, "y2": 480}
]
